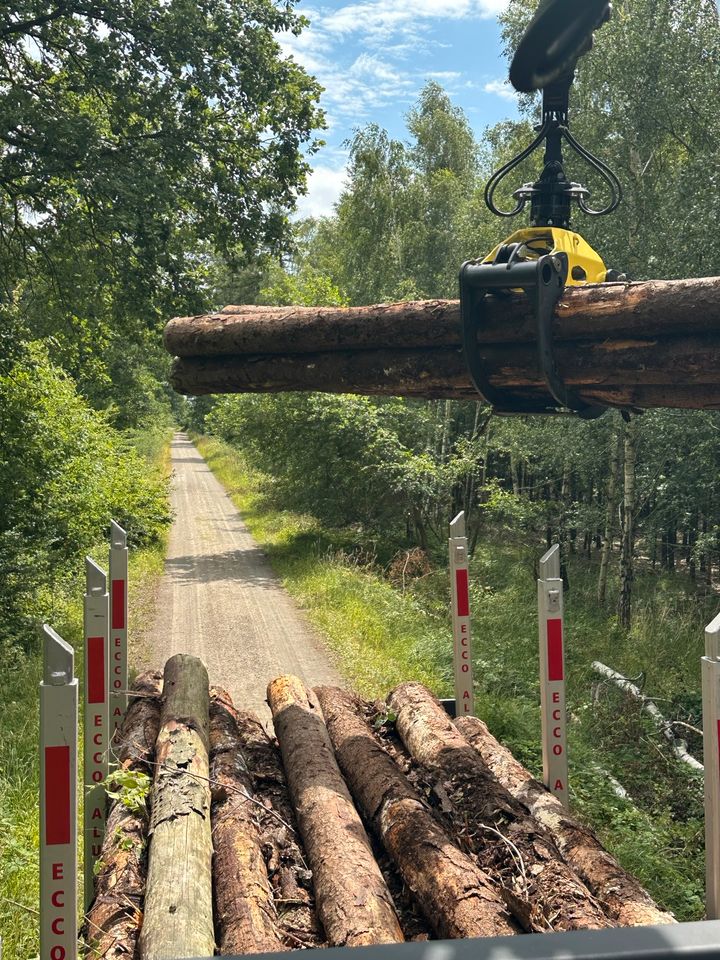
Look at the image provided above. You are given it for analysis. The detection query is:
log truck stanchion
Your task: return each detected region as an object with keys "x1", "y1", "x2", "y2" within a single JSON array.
[
  {"x1": 449, "y1": 511, "x2": 474, "y2": 718},
  {"x1": 39, "y1": 625, "x2": 78, "y2": 960},
  {"x1": 538, "y1": 545, "x2": 568, "y2": 809},
  {"x1": 83, "y1": 557, "x2": 110, "y2": 907},
  {"x1": 109, "y1": 520, "x2": 128, "y2": 738},
  {"x1": 703, "y1": 612, "x2": 720, "y2": 919}
]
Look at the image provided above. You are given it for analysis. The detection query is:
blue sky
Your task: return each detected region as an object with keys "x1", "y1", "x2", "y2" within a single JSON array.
[{"x1": 279, "y1": 0, "x2": 520, "y2": 218}]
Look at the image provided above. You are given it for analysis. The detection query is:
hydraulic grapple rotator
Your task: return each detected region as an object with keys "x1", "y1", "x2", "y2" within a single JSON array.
[{"x1": 461, "y1": 0, "x2": 623, "y2": 418}]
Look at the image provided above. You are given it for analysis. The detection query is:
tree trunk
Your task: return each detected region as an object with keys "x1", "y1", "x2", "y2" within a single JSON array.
[
  {"x1": 209, "y1": 689, "x2": 288, "y2": 954},
  {"x1": 139, "y1": 655, "x2": 215, "y2": 960},
  {"x1": 315, "y1": 686, "x2": 517, "y2": 940},
  {"x1": 666, "y1": 528, "x2": 676, "y2": 572},
  {"x1": 267, "y1": 675, "x2": 404, "y2": 947},
  {"x1": 386, "y1": 683, "x2": 612, "y2": 933},
  {"x1": 618, "y1": 420, "x2": 637, "y2": 630},
  {"x1": 455, "y1": 716, "x2": 675, "y2": 927},
  {"x1": 84, "y1": 672, "x2": 163, "y2": 957},
  {"x1": 598, "y1": 429, "x2": 621, "y2": 603}
]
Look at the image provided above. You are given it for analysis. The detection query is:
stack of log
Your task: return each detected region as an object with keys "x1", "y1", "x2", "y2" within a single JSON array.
[
  {"x1": 164, "y1": 278, "x2": 720, "y2": 409},
  {"x1": 85, "y1": 657, "x2": 674, "y2": 960}
]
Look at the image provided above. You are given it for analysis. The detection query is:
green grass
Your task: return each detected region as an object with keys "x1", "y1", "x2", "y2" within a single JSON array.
[
  {"x1": 197, "y1": 433, "x2": 710, "y2": 921},
  {"x1": 0, "y1": 432, "x2": 172, "y2": 959}
]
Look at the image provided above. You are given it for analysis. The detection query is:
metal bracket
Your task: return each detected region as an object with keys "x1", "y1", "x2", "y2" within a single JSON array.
[
  {"x1": 459, "y1": 252, "x2": 604, "y2": 418},
  {"x1": 42, "y1": 623, "x2": 74, "y2": 685}
]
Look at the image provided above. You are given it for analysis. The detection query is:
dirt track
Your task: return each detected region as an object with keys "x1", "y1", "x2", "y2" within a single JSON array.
[{"x1": 140, "y1": 434, "x2": 342, "y2": 722}]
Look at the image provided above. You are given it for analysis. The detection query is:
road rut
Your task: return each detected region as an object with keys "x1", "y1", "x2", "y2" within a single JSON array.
[{"x1": 140, "y1": 433, "x2": 342, "y2": 722}]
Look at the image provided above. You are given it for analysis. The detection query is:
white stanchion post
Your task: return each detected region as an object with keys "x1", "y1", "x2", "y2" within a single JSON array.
[
  {"x1": 109, "y1": 521, "x2": 128, "y2": 739},
  {"x1": 84, "y1": 558, "x2": 109, "y2": 909},
  {"x1": 538, "y1": 544, "x2": 569, "y2": 809},
  {"x1": 703, "y1": 612, "x2": 720, "y2": 920},
  {"x1": 449, "y1": 511, "x2": 474, "y2": 717},
  {"x1": 40, "y1": 625, "x2": 78, "y2": 960}
]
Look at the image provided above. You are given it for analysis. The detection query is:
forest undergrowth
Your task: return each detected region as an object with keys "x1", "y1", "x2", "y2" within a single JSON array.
[{"x1": 197, "y1": 433, "x2": 712, "y2": 923}]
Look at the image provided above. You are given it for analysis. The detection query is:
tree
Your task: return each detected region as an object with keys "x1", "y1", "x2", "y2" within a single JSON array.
[{"x1": 1, "y1": 0, "x2": 324, "y2": 406}]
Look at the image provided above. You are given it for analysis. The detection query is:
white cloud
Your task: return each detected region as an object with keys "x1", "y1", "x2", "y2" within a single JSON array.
[
  {"x1": 323, "y1": 0, "x2": 508, "y2": 39},
  {"x1": 295, "y1": 164, "x2": 348, "y2": 219},
  {"x1": 279, "y1": 0, "x2": 509, "y2": 128},
  {"x1": 483, "y1": 78, "x2": 515, "y2": 100}
]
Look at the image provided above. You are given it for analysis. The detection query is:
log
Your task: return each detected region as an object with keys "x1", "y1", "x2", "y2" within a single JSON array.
[
  {"x1": 209, "y1": 689, "x2": 288, "y2": 954},
  {"x1": 165, "y1": 278, "x2": 720, "y2": 356},
  {"x1": 456, "y1": 715, "x2": 675, "y2": 927},
  {"x1": 219, "y1": 690, "x2": 325, "y2": 949},
  {"x1": 315, "y1": 685, "x2": 518, "y2": 939},
  {"x1": 387, "y1": 682, "x2": 612, "y2": 932},
  {"x1": 165, "y1": 278, "x2": 720, "y2": 409},
  {"x1": 139, "y1": 655, "x2": 215, "y2": 960},
  {"x1": 169, "y1": 342, "x2": 720, "y2": 409},
  {"x1": 85, "y1": 671, "x2": 163, "y2": 958},
  {"x1": 591, "y1": 662, "x2": 704, "y2": 772},
  {"x1": 267, "y1": 675, "x2": 405, "y2": 947}
]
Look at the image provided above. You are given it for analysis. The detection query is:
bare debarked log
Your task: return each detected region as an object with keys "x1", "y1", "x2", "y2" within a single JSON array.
[
  {"x1": 316, "y1": 685, "x2": 518, "y2": 940},
  {"x1": 267, "y1": 675, "x2": 405, "y2": 947},
  {"x1": 456, "y1": 715, "x2": 675, "y2": 927},
  {"x1": 139, "y1": 655, "x2": 215, "y2": 960},
  {"x1": 166, "y1": 278, "x2": 720, "y2": 410},
  {"x1": 387, "y1": 682, "x2": 612, "y2": 933},
  {"x1": 209, "y1": 688, "x2": 288, "y2": 954},
  {"x1": 84, "y1": 671, "x2": 163, "y2": 958}
]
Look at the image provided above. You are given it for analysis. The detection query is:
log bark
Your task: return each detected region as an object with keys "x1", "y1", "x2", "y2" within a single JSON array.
[
  {"x1": 456, "y1": 715, "x2": 675, "y2": 927},
  {"x1": 316, "y1": 685, "x2": 518, "y2": 940},
  {"x1": 209, "y1": 689, "x2": 288, "y2": 954},
  {"x1": 169, "y1": 340, "x2": 720, "y2": 409},
  {"x1": 166, "y1": 278, "x2": 720, "y2": 409},
  {"x1": 85, "y1": 671, "x2": 163, "y2": 958},
  {"x1": 387, "y1": 682, "x2": 612, "y2": 933},
  {"x1": 165, "y1": 277, "x2": 720, "y2": 356},
  {"x1": 219, "y1": 690, "x2": 325, "y2": 949},
  {"x1": 139, "y1": 655, "x2": 215, "y2": 960},
  {"x1": 267, "y1": 675, "x2": 404, "y2": 947}
]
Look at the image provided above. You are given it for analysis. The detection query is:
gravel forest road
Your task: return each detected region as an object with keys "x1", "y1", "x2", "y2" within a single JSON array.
[{"x1": 141, "y1": 433, "x2": 342, "y2": 723}]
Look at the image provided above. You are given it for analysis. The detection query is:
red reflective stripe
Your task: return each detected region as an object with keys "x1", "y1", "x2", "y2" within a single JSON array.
[
  {"x1": 87, "y1": 636, "x2": 105, "y2": 704},
  {"x1": 547, "y1": 618, "x2": 564, "y2": 681},
  {"x1": 45, "y1": 746, "x2": 71, "y2": 845},
  {"x1": 455, "y1": 569, "x2": 469, "y2": 617},
  {"x1": 111, "y1": 579, "x2": 125, "y2": 629}
]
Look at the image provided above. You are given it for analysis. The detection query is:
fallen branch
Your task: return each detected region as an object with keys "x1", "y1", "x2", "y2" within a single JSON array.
[
  {"x1": 591, "y1": 661, "x2": 704, "y2": 772},
  {"x1": 316, "y1": 685, "x2": 518, "y2": 940},
  {"x1": 456, "y1": 715, "x2": 675, "y2": 927}
]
